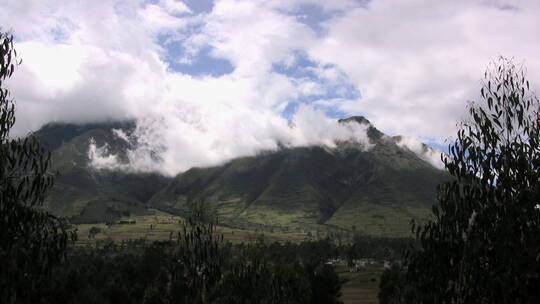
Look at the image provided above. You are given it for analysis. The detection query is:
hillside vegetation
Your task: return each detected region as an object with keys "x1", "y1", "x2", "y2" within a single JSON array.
[{"x1": 37, "y1": 117, "x2": 449, "y2": 238}]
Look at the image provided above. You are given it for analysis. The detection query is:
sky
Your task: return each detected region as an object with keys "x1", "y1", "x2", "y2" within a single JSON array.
[{"x1": 2, "y1": 0, "x2": 540, "y2": 175}]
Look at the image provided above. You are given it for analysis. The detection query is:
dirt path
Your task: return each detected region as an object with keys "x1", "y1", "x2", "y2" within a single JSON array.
[{"x1": 338, "y1": 268, "x2": 382, "y2": 304}]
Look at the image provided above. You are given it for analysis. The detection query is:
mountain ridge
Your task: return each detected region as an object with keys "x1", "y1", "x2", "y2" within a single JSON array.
[{"x1": 35, "y1": 117, "x2": 449, "y2": 237}]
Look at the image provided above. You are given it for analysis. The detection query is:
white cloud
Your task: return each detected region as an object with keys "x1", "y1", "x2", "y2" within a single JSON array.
[
  {"x1": 2, "y1": 0, "x2": 540, "y2": 176},
  {"x1": 287, "y1": 104, "x2": 372, "y2": 149},
  {"x1": 89, "y1": 103, "x2": 373, "y2": 176},
  {"x1": 112, "y1": 128, "x2": 130, "y2": 142},
  {"x1": 162, "y1": 0, "x2": 192, "y2": 15},
  {"x1": 184, "y1": 0, "x2": 318, "y2": 77},
  {"x1": 139, "y1": 1, "x2": 192, "y2": 33},
  {"x1": 88, "y1": 138, "x2": 130, "y2": 171},
  {"x1": 396, "y1": 136, "x2": 445, "y2": 170},
  {"x1": 307, "y1": 0, "x2": 540, "y2": 142}
]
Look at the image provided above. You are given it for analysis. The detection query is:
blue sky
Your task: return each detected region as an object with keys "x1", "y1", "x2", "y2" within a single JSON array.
[
  {"x1": 156, "y1": 2, "x2": 362, "y2": 121},
  {"x1": 2, "y1": 0, "x2": 540, "y2": 174}
]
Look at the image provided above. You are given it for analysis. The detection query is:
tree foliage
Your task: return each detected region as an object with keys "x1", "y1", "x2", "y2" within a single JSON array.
[
  {"x1": 47, "y1": 208, "x2": 343, "y2": 304},
  {"x1": 158, "y1": 204, "x2": 342, "y2": 304},
  {"x1": 0, "y1": 32, "x2": 71, "y2": 303},
  {"x1": 398, "y1": 58, "x2": 540, "y2": 303}
]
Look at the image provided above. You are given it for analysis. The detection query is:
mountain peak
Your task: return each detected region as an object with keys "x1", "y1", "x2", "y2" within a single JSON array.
[
  {"x1": 35, "y1": 120, "x2": 135, "y2": 151},
  {"x1": 338, "y1": 116, "x2": 384, "y2": 141},
  {"x1": 337, "y1": 116, "x2": 372, "y2": 126}
]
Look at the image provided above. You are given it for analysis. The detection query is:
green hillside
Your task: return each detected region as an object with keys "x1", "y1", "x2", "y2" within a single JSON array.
[
  {"x1": 149, "y1": 117, "x2": 450, "y2": 237},
  {"x1": 37, "y1": 117, "x2": 449, "y2": 237},
  {"x1": 36, "y1": 122, "x2": 171, "y2": 223}
]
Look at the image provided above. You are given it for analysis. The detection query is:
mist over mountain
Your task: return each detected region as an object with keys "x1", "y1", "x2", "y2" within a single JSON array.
[
  {"x1": 36, "y1": 122, "x2": 171, "y2": 224},
  {"x1": 84, "y1": 106, "x2": 377, "y2": 176},
  {"x1": 37, "y1": 116, "x2": 449, "y2": 236},
  {"x1": 149, "y1": 116, "x2": 448, "y2": 236}
]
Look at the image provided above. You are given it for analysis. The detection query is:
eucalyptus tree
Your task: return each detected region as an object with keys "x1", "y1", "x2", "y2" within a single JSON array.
[
  {"x1": 0, "y1": 32, "x2": 71, "y2": 303},
  {"x1": 402, "y1": 58, "x2": 540, "y2": 303}
]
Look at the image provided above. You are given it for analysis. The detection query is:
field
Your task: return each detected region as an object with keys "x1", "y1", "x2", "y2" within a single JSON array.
[
  {"x1": 337, "y1": 266, "x2": 383, "y2": 304},
  {"x1": 75, "y1": 209, "x2": 312, "y2": 245},
  {"x1": 76, "y1": 209, "x2": 384, "y2": 304}
]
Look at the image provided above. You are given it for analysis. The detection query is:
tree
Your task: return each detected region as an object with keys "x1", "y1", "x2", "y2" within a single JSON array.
[
  {"x1": 401, "y1": 58, "x2": 540, "y2": 303},
  {"x1": 378, "y1": 264, "x2": 406, "y2": 304},
  {"x1": 0, "y1": 32, "x2": 71, "y2": 303},
  {"x1": 88, "y1": 226, "x2": 102, "y2": 239},
  {"x1": 167, "y1": 204, "x2": 226, "y2": 303}
]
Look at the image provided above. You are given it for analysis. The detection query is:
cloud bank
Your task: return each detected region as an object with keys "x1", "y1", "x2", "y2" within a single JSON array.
[
  {"x1": 89, "y1": 105, "x2": 373, "y2": 176},
  {"x1": 2, "y1": 0, "x2": 540, "y2": 175},
  {"x1": 396, "y1": 136, "x2": 445, "y2": 170}
]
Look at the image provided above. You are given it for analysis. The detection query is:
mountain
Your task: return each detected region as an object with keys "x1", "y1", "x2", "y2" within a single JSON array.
[
  {"x1": 148, "y1": 116, "x2": 450, "y2": 237},
  {"x1": 35, "y1": 122, "x2": 171, "y2": 224},
  {"x1": 36, "y1": 116, "x2": 449, "y2": 237}
]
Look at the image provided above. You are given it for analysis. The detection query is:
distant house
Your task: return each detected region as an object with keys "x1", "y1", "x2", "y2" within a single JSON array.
[
  {"x1": 326, "y1": 258, "x2": 346, "y2": 266},
  {"x1": 119, "y1": 219, "x2": 136, "y2": 224},
  {"x1": 349, "y1": 259, "x2": 368, "y2": 272}
]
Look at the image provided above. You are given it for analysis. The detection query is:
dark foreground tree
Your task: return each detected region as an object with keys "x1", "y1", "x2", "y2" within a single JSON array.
[
  {"x1": 0, "y1": 32, "x2": 71, "y2": 303},
  {"x1": 392, "y1": 58, "x2": 540, "y2": 303},
  {"x1": 378, "y1": 264, "x2": 405, "y2": 304}
]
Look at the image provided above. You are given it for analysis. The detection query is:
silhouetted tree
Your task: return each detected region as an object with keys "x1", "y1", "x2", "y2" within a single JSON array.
[
  {"x1": 400, "y1": 58, "x2": 540, "y2": 303},
  {"x1": 378, "y1": 264, "x2": 405, "y2": 304},
  {"x1": 88, "y1": 226, "x2": 102, "y2": 239},
  {"x1": 0, "y1": 31, "x2": 71, "y2": 303}
]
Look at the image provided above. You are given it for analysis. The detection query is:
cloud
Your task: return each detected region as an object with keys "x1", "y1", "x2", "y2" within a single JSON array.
[
  {"x1": 2, "y1": 0, "x2": 540, "y2": 175},
  {"x1": 88, "y1": 138, "x2": 131, "y2": 171},
  {"x1": 89, "y1": 104, "x2": 373, "y2": 176},
  {"x1": 287, "y1": 104, "x2": 372, "y2": 149},
  {"x1": 307, "y1": 0, "x2": 540, "y2": 142},
  {"x1": 188, "y1": 0, "x2": 317, "y2": 77},
  {"x1": 161, "y1": 0, "x2": 192, "y2": 14},
  {"x1": 396, "y1": 136, "x2": 445, "y2": 170}
]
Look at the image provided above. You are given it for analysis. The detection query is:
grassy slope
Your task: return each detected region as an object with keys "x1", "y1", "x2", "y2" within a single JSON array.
[
  {"x1": 39, "y1": 123, "x2": 170, "y2": 222},
  {"x1": 150, "y1": 136, "x2": 449, "y2": 237},
  {"x1": 38, "y1": 119, "x2": 449, "y2": 238},
  {"x1": 76, "y1": 209, "x2": 310, "y2": 245}
]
